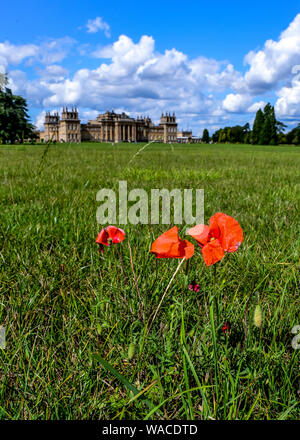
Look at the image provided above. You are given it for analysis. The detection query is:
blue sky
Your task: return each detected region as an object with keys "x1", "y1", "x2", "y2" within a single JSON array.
[{"x1": 1, "y1": 0, "x2": 300, "y2": 134}]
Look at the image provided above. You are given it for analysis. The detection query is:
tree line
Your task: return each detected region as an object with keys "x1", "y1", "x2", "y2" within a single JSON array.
[{"x1": 201, "y1": 103, "x2": 300, "y2": 145}]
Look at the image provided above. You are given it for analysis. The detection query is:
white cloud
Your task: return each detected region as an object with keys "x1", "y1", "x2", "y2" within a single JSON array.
[
  {"x1": 86, "y1": 17, "x2": 111, "y2": 37},
  {"x1": 0, "y1": 38, "x2": 75, "y2": 75},
  {"x1": 37, "y1": 37, "x2": 76, "y2": 64},
  {"x1": 0, "y1": 41, "x2": 39, "y2": 65},
  {"x1": 241, "y1": 13, "x2": 300, "y2": 94},
  {"x1": 220, "y1": 14, "x2": 300, "y2": 121},
  {"x1": 9, "y1": 70, "x2": 52, "y2": 106},
  {"x1": 40, "y1": 34, "x2": 239, "y2": 119},
  {"x1": 35, "y1": 110, "x2": 46, "y2": 130},
  {"x1": 275, "y1": 72, "x2": 300, "y2": 117},
  {"x1": 248, "y1": 101, "x2": 266, "y2": 113},
  {"x1": 38, "y1": 65, "x2": 68, "y2": 81},
  {"x1": 222, "y1": 93, "x2": 251, "y2": 113},
  {"x1": 0, "y1": 41, "x2": 38, "y2": 73}
]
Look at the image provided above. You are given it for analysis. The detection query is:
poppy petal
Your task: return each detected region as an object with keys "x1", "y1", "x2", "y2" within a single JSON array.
[
  {"x1": 201, "y1": 239, "x2": 225, "y2": 266},
  {"x1": 151, "y1": 226, "x2": 194, "y2": 259},
  {"x1": 96, "y1": 229, "x2": 110, "y2": 246},
  {"x1": 151, "y1": 226, "x2": 179, "y2": 257},
  {"x1": 96, "y1": 226, "x2": 125, "y2": 246},
  {"x1": 106, "y1": 225, "x2": 126, "y2": 244},
  {"x1": 186, "y1": 224, "x2": 209, "y2": 246},
  {"x1": 209, "y1": 213, "x2": 243, "y2": 253},
  {"x1": 181, "y1": 239, "x2": 195, "y2": 259}
]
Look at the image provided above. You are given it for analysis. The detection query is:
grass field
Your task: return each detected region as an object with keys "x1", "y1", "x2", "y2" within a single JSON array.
[{"x1": 0, "y1": 142, "x2": 299, "y2": 420}]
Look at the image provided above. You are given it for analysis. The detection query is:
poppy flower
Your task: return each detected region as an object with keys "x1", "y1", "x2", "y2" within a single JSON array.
[
  {"x1": 188, "y1": 282, "x2": 201, "y2": 293},
  {"x1": 96, "y1": 226, "x2": 125, "y2": 252},
  {"x1": 187, "y1": 212, "x2": 243, "y2": 266},
  {"x1": 222, "y1": 321, "x2": 231, "y2": 335},
  {"x1": 151, "y1": 226, "x2": 194, "y2": 259}
]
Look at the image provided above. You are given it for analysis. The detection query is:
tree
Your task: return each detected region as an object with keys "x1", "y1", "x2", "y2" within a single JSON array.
[
  {"x1": 259, "y1": 114, "x2": 273, "y2": 145},
  {"x1": 212, "y1": 129, "x2": 221, "y2": 143},
  {"x1": 0, "y1": 74, "x2": 35, "y2": 144},
  {"x1": 285, "y1": 124, "x2": 300, "y2": 145},
  {"x1": 202, "y1": 128, "x2": 210, "y2": 143},
  {"x1": 251, "y1": 104, "x2": 286, "y2": 145},
  {"x1": 251, "y1": 109, "x2": 265, "y2": 144},
  {"x1": 261, "y1": 103, "x2": 277, "y2": 145}
]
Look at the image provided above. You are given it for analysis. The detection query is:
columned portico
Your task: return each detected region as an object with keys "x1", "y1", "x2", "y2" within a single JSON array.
[{"x1": 132, "y1": 125, "x2": 136, "y2": 142}]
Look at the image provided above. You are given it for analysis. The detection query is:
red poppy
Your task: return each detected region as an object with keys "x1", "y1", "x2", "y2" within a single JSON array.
[
  {"x1": 96, "y1": 226, "x2": 125, "y2": 252},
  {"x1": 222, "y1": 321, "x2": 231, "y2": 335},
  {"x1": 188, "y1": 282, "x2": 200, "y2": 293},
  {"x1": 151, "y1": 226, "x2": 194, "y2": 259},
  {"x1": 187, "y1": 212, "x2": 243, "y2": 266}
]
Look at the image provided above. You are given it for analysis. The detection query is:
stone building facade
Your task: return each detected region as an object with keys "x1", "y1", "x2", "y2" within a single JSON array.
[{"x1": 40, "y1": 108, "x2": 178, "y2": 143}]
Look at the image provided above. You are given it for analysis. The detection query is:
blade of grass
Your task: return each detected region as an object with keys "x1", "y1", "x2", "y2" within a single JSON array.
[
  {"x1": 93, "y1": 354, "x2": 161, "y2": 415},
  {"x1": 180, "y1": 305, "x2": 194, "y2": 420}
]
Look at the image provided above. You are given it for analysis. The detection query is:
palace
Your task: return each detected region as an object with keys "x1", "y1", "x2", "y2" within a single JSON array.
[{"x1": 39, "y1": 108, "x2": 178, "y2": 143}]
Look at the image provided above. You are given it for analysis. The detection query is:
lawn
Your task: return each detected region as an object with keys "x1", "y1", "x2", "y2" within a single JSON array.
[{"x1": 0, "y1": 142, "x2": 299, "y2": 420}]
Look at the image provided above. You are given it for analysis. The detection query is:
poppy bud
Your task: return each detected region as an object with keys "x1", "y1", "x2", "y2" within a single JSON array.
[
  {"x1": 128, "y1": 342, "x2": 136, "y2": 360},
  {"x1": 254, "y1": 305, "x2": 263, "y2": 328}
]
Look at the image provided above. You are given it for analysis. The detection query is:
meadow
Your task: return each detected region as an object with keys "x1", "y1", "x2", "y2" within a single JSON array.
[{"x1": 0, "y1": 141, "x2": 299, "y2": 420}]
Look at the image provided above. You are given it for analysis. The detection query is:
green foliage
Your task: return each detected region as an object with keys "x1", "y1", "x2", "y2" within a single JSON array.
[
  {"x1": 285, "y1": 124, "x2": 300, "y2": 145},
  {"x1": 0, "y1": 79, "x2": 36, "y2": 144},
  {"x1": 202, "y1": 128, "x2": 210, "y2": 143},
  {"x1": 213, "y1": 124, "x2": 250, "y2": 144},
  {"x1": 259, "y1": 104, "x2": 278, "y2": 145},
  {"x1": 212, "y1": 104, "x2": 291, "y2": 147},
  {"x1": 251, "y1": 109, "x2": 265, "y2": 145}
]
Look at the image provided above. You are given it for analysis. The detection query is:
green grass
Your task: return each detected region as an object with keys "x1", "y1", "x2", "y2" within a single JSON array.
[{"x1": 0, "y1": 142, "x2": 299, "y2": 420}]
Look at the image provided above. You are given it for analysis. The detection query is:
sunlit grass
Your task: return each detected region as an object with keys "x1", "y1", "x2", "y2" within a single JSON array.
[{"x1": 0, "y1": 142, "x2": 299, "y2": 420}]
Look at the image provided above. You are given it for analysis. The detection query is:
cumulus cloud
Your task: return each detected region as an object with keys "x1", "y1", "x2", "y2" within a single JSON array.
[
  {"x1": 222, "y1": 94, "x2": 266, "y2": 114},
  {"x1": 240, "y1": 13, "x2": 300, "y2": 94},
  {"x1": 86, "y1": 17, "x2": 111, "y2": 37},
  {"x1": 40, "y1": 34, "x2": 238, "y2": 119},
  {"x1": 221, "y1": 14, "x2": 300, "y2": 119},
  {"x1": 248, "y1": 101, "x2": 266, "y2": 113},
  {"x1": 36, "y1": 37, "x2": 76, "y2": 64},
  {"x1": 0, "y1": 41, "x2": 38, "y2": 73},
  {"x1": 37, "y1": 65, "x2": 69, "y2": 81},
  {"x1": 222, "y1": 93, "x2": 252, "y2": 113},
  {"x1": 0, "y1": 38, "x2": 75, "y2": 74},
  {"x1": 35, "y1": 110, "x2": 47, "y2": 130},
  {"x1": 275, "y1": 70, "x2": 300, "y2": 117}
]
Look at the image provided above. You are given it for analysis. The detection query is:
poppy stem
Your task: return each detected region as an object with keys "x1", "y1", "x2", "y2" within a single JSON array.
[
  {"x1": 210, "y1": 263, "x2": 220, "y2": 403},
  {"x1": 185, "y1": 258, "x2": 190, "y2": 276},
  {"x1": 213, "y1": 264, "x2": 219, "y2": 325},
  {"x1": 149, "y1": 257, "x2": 186, "y2": 330},
  {"x1": 242, "y1": 289, "x2": 256, "y2": 352},
  {"x1": 116, "y1": 244, "x2": 127, "y2": 285},
  {"x1": 128, "y1": 240, "x2": 144, "y2": 323}
]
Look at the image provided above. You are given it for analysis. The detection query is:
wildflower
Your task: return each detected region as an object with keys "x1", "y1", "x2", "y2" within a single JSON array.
[
  {"x1": 222, "y1": 321, "x2": 231, "y2": 334},
  {"x1": 188, "y1": 282, "x2": 201, "y2": 293},
  {"x1": 187, "y1": 212, "x2": 243, "y2": 266},
  {"x1": 151, "y1": 226, "x2": 194, "y2": 259},
  {"x1": 96, "y1": 225, "x2": 125, "y2": 253}
]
